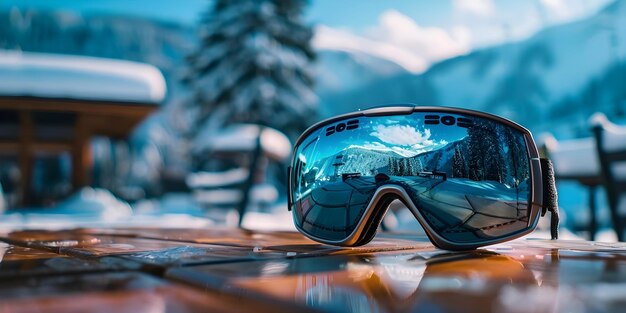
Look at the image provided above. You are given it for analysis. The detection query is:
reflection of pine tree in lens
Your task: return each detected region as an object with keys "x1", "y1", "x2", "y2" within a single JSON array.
[
  {"x1": 467, "y1": 120, "x2": 506, "y2": 183},
  {"x1": 452, "y1": 146, "x2": 467, "y2": 178},
  {"x1": 503, "y1": 126, "x2": 530, "y2": 187},
  {"x1": 397, "y1": 158, "x2": 406, "y2": 176}
]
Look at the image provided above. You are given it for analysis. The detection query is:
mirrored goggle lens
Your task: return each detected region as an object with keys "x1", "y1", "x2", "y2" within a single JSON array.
[{"x1": 290, "y1": 111, "x2": 532, "y2": 244}]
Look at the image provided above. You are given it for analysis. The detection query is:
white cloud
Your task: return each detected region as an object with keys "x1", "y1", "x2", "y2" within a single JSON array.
[
  {"x1": 452, "y1": 0, "x2": 495, "y2": 17},
  {"x1": 367, "y1": 123, "x2": 452, "y2": 157},
  {"x1": 315, "y1": 0, "x2": 612, "y2": 70},
  {"x1": 313, "y1": 10, "x2": 471, "y2": 73},
  {"x1": 313, "y1": 25, "x2": 428, "y2": 73},
  {"x1": 538, "y1": 0, "x2": 612, "y2": 22}
]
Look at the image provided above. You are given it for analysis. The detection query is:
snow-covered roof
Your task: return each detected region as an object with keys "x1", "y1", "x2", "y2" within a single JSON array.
[
  {"x1": 0, "y1": 50, "x2": 166, "y2": 104},
  {"x1": 193, "y1": 124, "x2": 292, "y2": 161}
]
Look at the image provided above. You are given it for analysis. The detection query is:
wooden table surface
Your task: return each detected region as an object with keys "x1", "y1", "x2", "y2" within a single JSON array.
[{"x1": 1, "y1": 228, "x2": 625, "y2": 313}]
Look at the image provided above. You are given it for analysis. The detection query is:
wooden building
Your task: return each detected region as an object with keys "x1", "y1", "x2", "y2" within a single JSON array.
[{"x1": 0, "y1": 50, "x2": 166, "y2": 206}]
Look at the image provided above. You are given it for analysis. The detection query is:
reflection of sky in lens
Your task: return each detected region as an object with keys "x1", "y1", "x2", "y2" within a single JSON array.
[{"x1": 299, "y1": 113, "x2": 469, "y2": 163}]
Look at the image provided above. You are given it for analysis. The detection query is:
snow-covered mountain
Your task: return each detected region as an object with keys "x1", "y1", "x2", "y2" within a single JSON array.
[
  {"x1": 322, "y1": 0, "x2": 626, "y2": 137},
  {"x1": 310, "y1": 139, "x2": 464, "y2": 179},
  {"x1": 314, "y1": 50, "x2": 407, "y2": 98},
  {"x1": 311, "y1": 146, "x2": 401, "y2": 178},
  {"x1": 415, "y1": 139, "x2": 465, "y2": 174}
]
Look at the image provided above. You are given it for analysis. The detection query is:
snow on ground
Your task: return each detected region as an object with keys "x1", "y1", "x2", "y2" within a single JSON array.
[
  {"x1": 241, "y1": 207, "x2": 295, "y2": 231},
  {"x1": 0, "y1": 212, "x2": 214, "y2": 233},
  {"x1": 0, "y1": 189, "x2": 212, "y2": 232},
  {"x1": 0, "y1": 187, "x2": 293, "y2": 233},
  {"x1": 54, "y1": 187, "x2": 133, "y2": 219},
  {"x1": 0, "y1": 50, "x2": 166, "y2": 103}
]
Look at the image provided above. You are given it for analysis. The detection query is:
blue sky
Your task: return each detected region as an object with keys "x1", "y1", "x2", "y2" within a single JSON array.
[
  {"x1": 0, "y1": 0, "x2": 449, "y2": 28},
  {"x1": 1, "y1": 0, "x2": 611, "y2": 32},
  {"x1": 2, "y1": 0, "x2": 613, "y2": 72}
]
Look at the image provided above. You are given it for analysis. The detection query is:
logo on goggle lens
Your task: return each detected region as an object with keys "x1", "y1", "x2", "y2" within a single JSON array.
[
  {"x1": 424, "y1": 115, "x2": 473, "y2": 128},
  {"x1": 326, "y1": 119, "x2": 359, "y2": 136}
]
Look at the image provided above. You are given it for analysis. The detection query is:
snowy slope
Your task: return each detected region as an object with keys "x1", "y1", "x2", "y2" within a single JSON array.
[
  {"x1": 323, "y1": 0, "x2": 626, "y2": 134},
  {"x1": 432, "y1": 0, "x2": 626, "y2": 119}
]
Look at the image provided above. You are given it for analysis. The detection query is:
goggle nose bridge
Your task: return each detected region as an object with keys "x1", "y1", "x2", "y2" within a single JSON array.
[
  {"x1": 352, "y1": 183, "x2": 438, "y2": 246},
  {"x1": 370, "y1": 183, "x2": 413, "y2": 210},
  {"x1": 364, "y1": 184, "x2": 425, "y2": 225},
  {"x1": 353, "y1": 184, "x2": 413, "y2": 246}
]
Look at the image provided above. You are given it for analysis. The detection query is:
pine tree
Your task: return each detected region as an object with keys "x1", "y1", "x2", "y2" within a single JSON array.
[{"x1": 184, "y1": 0, "x2": 318, "y2": 138}]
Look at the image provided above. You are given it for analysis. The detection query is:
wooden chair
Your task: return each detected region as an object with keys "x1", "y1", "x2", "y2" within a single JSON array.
[
  {"x1": 590, "y1": 113, "x2": 626, "y2": 241},
  {"x1": 540, "y1": 134, "x2": 602, "y2": 239},
  {"x1": 188, "y1": 124, "x2": 291, "y2": 226}
]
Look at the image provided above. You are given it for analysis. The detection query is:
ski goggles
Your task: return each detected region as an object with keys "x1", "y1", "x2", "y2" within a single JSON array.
[{"x1": 288, "y1": 106, "x2": 559, "y2": 250}]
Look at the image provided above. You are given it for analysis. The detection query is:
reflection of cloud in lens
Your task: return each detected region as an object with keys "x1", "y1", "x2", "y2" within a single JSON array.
[
  {"x1": 366, "y1": 124, "x2": 449, "y2": 157},
  {"x1": 371, "y1": 124, "x2": 432, "y2": 146}
]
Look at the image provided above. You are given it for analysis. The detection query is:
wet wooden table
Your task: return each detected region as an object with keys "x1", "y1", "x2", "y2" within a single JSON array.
[{"x1": 1, "y1": 228, "x2": 625, "y2": 313}]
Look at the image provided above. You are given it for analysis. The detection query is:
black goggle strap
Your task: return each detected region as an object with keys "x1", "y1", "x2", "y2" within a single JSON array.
[{"x1": 540, "y1": 158, "x2": 559, "y2": 240}]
